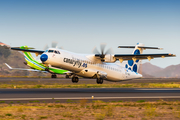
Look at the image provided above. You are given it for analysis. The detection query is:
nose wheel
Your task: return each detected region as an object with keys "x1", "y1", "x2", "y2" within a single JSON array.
[
  {"x1": 72, "y1": 77, "x2": 79, "y2": 83},
  {"x1": 51, "y1": 74, "x2": 57, "y2": 78},
  {"x1": 96, "y1": 78, "x2": 103, "y2": 84}
]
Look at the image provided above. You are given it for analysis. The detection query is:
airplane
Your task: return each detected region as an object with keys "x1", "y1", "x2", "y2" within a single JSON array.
[
  {"x1": 9, "y1": 43, "x2": 175, "y2": 84},
  {"x1": 5, "y1": 46, "x2": 71, "y2": 78}
]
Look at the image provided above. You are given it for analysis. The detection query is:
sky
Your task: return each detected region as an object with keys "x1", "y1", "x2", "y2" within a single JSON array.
[{"x1": 0, "y1": 0, "x2": 179, "y2": 68}]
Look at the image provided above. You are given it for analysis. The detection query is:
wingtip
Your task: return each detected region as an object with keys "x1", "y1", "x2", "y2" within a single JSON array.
[{"x1": 169, "y1": 53, "x2": 176, "y2": 56}]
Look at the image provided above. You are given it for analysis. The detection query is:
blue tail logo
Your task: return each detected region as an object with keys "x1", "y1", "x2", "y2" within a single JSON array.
[{"x1": 125, "y1": 49, "x2": 140, "y2": 72}]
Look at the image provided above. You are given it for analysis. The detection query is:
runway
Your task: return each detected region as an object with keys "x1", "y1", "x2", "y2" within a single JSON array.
[
  {"x1": 0, "y1": 77, "x2": 180, "y2": 102},
  {"x1": 0, "y1": 77, "x2": 180, "y2": 84},
  {"x1": 0, "y1": 88, "x2": 180, "y2": 102}
]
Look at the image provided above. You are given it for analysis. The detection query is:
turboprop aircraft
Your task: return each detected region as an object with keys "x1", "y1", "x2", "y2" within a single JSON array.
[
  {"x1": 10, "y1": 43, "x2": 175, "y2": 84},
  {"x1": 5, "y1": 46, "x2": 71, "y2": 78}
]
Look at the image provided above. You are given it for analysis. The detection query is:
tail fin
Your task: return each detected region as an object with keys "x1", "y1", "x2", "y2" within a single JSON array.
[
  {"x1": 124, "y1": 43, "x2": 144, "y2": 73},
  {"x1": 20, "y1": 46, "x2": 35, "y2": 61},
  {"x1": 121, "y1": 43, "x2": 162, "y2": 73}
]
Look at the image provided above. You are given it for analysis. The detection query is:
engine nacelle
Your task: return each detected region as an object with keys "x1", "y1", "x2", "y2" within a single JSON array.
[{"x1": 104, "y1": 54, "x2": 116, "y2": 63}]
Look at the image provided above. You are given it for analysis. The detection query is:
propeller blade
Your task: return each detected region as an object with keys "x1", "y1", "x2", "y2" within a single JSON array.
[
  {"x1": 52, "y1": 41, "x2": 58, "y2": 48},
  {"x1": 100, "y1": 43, "x2": 106, "y2": 55},
  {"x1": 43, "y1": 44, "x2": 49, "y2": 51},
  {"x1": 105, "y1": 48, "x2": 113, "y2": 55},
  {"x1": 93, "y1": 43, "x2": 113, "y2": 62},
  {"x1": 58, "y1": 46, "x2": 64, "y2": 49},
  {"x1": 92, "y1": 46, "x2": 100, "y2": 54}
]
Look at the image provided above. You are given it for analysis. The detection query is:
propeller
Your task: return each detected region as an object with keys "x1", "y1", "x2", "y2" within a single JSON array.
[
  {"x1": 43, "y1": 41, "x2": 61, "y2": 50},
  {"x1": 92, "y1": 43, "x2": 113, "y2": 62}
]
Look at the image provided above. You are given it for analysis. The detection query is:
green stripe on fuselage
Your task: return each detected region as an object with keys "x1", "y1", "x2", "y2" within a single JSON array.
[
  {"x1": 20, "y1": 46, "x2": 68, "y2": 74},
  {"x1": 49, "y1": 67, "x2": 68, "y2": 74}
]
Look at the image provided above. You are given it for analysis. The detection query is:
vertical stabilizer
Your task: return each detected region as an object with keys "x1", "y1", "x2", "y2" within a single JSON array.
[
  {"x1": 125, "y1": 43, "x2": 144, "y2": 73},
  {"x1": 20, "y1": 46, "x2": 35, "y2": 61}
]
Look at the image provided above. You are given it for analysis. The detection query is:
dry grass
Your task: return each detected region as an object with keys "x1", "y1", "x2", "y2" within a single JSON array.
[
  {"x1": 1, "y1": 82, "x2": 180, "y2": 88},
  {"x1": 0, "y1": 100, "x2": 180, "y2": 119}
]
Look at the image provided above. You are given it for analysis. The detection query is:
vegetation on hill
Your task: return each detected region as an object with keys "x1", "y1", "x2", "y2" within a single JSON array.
[
  {"x1": 0, "y1": 46, "x2": 48, "y2": 77},
  {"x1": 0, "y1": 46, "x2": 11, "y2": 58}
]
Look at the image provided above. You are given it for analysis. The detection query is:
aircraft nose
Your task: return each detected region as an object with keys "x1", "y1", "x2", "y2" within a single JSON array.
[{"x1": 40, "y1": 54, "x2": 48, "y2": 62}]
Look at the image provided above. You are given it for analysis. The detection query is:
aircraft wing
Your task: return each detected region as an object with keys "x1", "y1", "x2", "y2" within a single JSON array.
[
  {"x1": 114, "y1": 53, "x2": 176, "y2": 62},
  {"x1": 11, "y1": 47, "x2": 44, "y2": 55},
  {"x1": 5, "y1": 63, "x2": 48, "y2": 73}
]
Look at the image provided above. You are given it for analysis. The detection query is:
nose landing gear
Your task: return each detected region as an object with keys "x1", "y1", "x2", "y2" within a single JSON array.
[{"x1": 51, "y1": 74, "x2": 57, "y2": 78}]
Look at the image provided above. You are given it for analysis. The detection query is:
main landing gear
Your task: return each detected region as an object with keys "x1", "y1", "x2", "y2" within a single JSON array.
[
  {"x1": 96, "y1": 78, "x2": 103, "y2": 84},
  {"x1": 72, "y1": 76, "x2": 79, "y2": 83},
  {"x1": 51, "y1": 74, "x2": 57, "y2": 78}
]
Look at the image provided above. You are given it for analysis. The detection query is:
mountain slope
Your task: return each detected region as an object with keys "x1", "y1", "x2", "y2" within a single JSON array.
[
  {"x1": 142, "y1": 62, "x2": 163, "y2": 74},
  {"x1": 152, "y1": 64, "x2": 180, "y2": 78},
  {"x1": 0, "y1": 46, "x2": 48, "y2": 77},
  {"x1": 142, "y1": 62, "x2": 180, "y2": 78}
]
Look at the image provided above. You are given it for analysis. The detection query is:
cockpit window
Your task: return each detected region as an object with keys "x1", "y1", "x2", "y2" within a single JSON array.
[
  {"x1": 48, "y1": 50, "x2": 54, "y2": 53},
  {"x1": 54, "y1": 50, "x2": 60, "y2": 54},
  {"x1": 48, "y1": 50, "x2": 60, "y2": 54}
]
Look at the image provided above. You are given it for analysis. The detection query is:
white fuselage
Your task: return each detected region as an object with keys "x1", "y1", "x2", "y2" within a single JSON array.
[{"x1": 42, "y1": 48, "x2": 142, "y2": 81}]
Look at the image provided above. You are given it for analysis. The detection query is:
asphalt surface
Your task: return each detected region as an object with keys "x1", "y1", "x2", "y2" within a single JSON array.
[
  {"x1": 0, "y1": 88, "x2": 180, "y2": 103},
  {"x1": 0, "y1": 77, "x2": 180, "y2": 84},
  {"x1": 0, "y1": 77, "x2": 180, "y2": 103}
]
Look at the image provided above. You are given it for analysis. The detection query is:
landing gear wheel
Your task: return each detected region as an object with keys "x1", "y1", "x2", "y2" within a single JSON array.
[
  {"x1": 51, "y1": 74, "x2": 57, "y2": 78},
  {"x1": 96, "y1": 78, "x2": 103, "y2": 84},
  {"x1": 65, "y1": 75, "x2": 70, "y2": 78},
  {"x1": 72, "y1": 77, "x2": 79, "y2": 83}
]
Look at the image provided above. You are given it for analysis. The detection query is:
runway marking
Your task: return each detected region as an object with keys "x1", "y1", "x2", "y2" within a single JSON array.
[
  {"x1": 1, "y1": 96, "x2": 180, "y2": 101},
  {"x1": 137, "y1": 89, "x2": 180, "y2": 90}
]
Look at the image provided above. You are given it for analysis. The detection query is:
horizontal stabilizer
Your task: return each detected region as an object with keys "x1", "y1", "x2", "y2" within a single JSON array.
[
  {"x1": 118, "y1": 46, "x2": 136, "y2": 48},
  {"x1": 118, "y1": 46, "x2": 163, "y2": 50}
]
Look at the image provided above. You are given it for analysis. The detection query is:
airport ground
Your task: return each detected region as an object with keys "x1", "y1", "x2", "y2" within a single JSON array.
[
  {"x1": 0, "y1": 77, "x2": 180, "y2": 102},
  {"x1": 1, "y1": 100, "x2": 180, "y2": 120},
  {"x1": 0, "y1": 77, "x2": 180, "y2": 119},
  {"x1": 1, "y1": 77, "x2": 180, "y2": 84}
]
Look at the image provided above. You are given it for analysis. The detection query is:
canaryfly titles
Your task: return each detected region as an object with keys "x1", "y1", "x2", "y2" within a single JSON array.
[{"x1": 63, "y1": 58, "x2": 87, "y2": 68}]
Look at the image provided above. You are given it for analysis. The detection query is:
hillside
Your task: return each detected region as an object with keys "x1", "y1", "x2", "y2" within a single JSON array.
[
  {"x1": 0, "y1": 46, "x2": 48, "y2": 77},
  {"x1": 152, "y1": 64, "x2": 180, "y2": 78},
  {"x1": 142, "y1": 62, "x2": 180, "y2": 78},
  {"x1": 142, "y1": 62, "x2": 163, "y2": 75}
]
